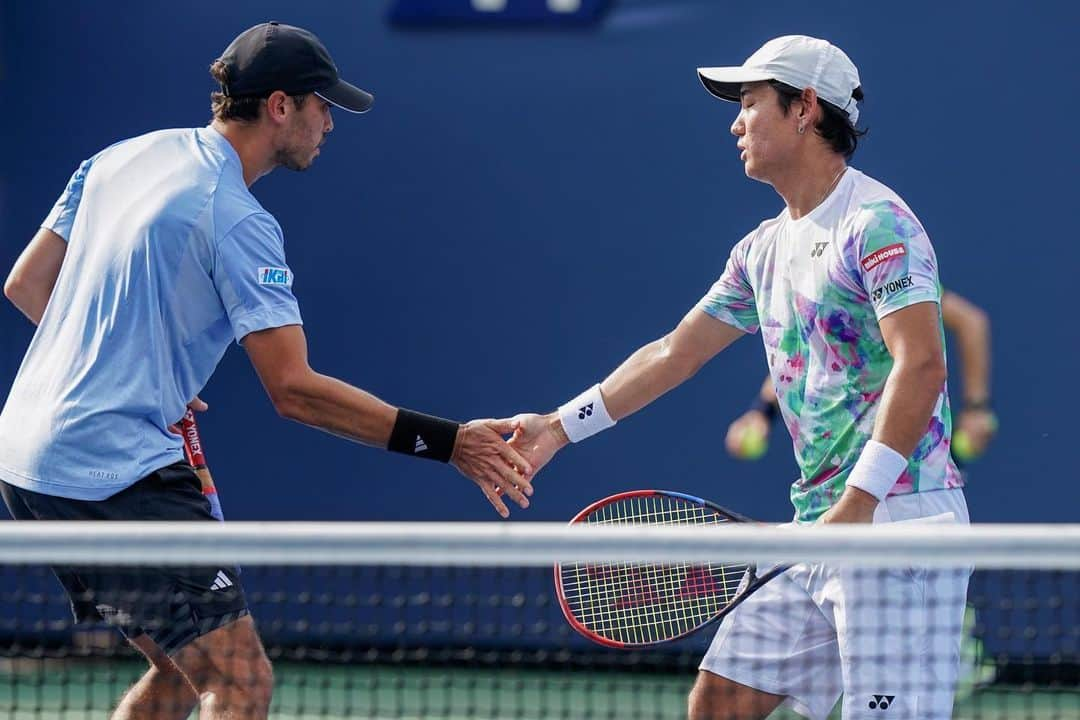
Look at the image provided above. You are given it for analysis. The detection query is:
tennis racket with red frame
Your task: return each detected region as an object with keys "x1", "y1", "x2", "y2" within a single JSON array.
[
  {"x1": 554, "y1": 489, "x2": 788, "y2": 649},
  {"x1": 178, "y1": 408, "x2": 224, "y2": 522}
]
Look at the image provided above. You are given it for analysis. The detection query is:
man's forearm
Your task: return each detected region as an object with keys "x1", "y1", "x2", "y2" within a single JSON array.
[
  {"x1": 600, "y1": 334, "x2": 704, "y2": 421},
  {"x1": 272, "y1": 371, "x2": 399, "y2": 447},
  {"x1": 4, "y1": 286, "x2": 49, "y2": 325},
  {"x1": 872, "y1": 358, "x2": 947, "y2": 456},
  {"x1": 536, "y1": 334, "x2": 705, "y2": 454},
  {"x1": 956, "y1": 313, "x2": 991, "y2": 404}
]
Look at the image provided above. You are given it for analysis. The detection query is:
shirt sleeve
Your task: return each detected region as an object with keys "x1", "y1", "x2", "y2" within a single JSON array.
[
  {"x1": 847, "y1": 200, "x2": 941, "y2": 319},
  {"x1": 42, "y1": 157, "x2": 95, "y2": 241},
  {"x1": 696, "y1": 236, "x2": 759, "y2": 334},
  {"x1": 214, "y1": 213, "x2": 304, "y2": 343}
]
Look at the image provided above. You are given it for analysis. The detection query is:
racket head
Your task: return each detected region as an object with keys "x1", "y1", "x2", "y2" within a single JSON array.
[{"x1": 554, "y1": 489, "x2": 755, "y2": 649}]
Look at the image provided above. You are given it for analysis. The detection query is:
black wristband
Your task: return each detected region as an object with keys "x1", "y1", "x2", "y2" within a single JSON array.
[
  {"x1": 388, "y1": 409, "x2": 459, "y2": 463},
  {"x1": 751, "y1": 396, "x2": 779, "y2": 423}
]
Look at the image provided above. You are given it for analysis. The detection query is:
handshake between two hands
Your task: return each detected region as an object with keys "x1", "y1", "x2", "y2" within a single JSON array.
[{"x1": 450, "y1": 412, "x2": 568, "y2": 519}]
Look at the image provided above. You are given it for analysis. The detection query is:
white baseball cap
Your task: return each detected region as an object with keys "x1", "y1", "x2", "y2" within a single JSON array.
[{"x1": 697, "y1": 35, "x2": 861, "y2": 125}]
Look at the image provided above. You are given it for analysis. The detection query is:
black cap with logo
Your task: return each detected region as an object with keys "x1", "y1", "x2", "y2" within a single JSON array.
[{"x1": 218, "y1": 22, "x2": 373, "y2": 114}]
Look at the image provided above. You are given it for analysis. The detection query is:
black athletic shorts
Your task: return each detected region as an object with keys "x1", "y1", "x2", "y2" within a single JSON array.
[{"x1": 0, "y1": 462, "x2": 248, "y2": 655}]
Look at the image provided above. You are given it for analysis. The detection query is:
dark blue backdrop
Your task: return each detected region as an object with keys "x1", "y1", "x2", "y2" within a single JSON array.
[{"x1": 2, "y1": 1, "x2": 1076, "y2": 524}]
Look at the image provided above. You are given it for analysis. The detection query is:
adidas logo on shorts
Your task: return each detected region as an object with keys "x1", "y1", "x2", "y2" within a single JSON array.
[{"x1": 209, "y1": 570, "x2": 234, "y2": 592}]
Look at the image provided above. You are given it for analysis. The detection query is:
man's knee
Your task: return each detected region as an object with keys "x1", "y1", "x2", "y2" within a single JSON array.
[{"x1": 688, "y1": 671, "x2": 783, "y2": 720}]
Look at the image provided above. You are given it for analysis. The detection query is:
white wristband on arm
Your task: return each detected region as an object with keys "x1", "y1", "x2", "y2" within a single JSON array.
[
  {"x1": 558, "y1": 384, "x2": 616, "y2": 443},
  {"x1": 845, "y1": 439, "x2": 908, "y2": 501}
]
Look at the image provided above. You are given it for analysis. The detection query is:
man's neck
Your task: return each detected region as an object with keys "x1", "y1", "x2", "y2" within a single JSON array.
[
  {"x1": 210, "y1": 119, "x2": 276, "y2": 188},
  {"x1": 771, "y1": 153, "x2": 849, "y2": 220}
]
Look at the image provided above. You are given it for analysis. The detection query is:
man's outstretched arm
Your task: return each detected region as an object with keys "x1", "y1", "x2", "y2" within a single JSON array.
[
  {"x1": 243, "y1": 324, "x2": 534, "y2": 517},
  {"x1": 507, "y1": 308, "x2": 745, "y2": 475}
]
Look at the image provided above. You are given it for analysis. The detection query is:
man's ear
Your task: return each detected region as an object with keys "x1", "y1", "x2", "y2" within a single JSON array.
[
  {"x1": 265, "y1": 91, "x2": 290, "y2": 124},
  {"x1": 798, "y1": 86, "x2": 819, "y2": 125}
]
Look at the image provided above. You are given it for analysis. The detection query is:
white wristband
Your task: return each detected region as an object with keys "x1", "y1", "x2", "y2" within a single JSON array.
[
  {"x1": 558, "y1": 384, "x2": 616, "y2": 443},
  {"x1": 845, "y1": 439, "x2": 908, "y2": 501}
]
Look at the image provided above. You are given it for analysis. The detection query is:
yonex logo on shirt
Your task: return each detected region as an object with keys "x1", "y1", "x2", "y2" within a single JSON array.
[
  {"x1": 871, "y1": 275, "x2": 913, "y2": 301},
  {"x1": 860, "y1": 243, "x2": 906, "y2": 271},
  {"x1": 257, "y1": 267, "x2": 292, "y2": 287},
  {"x1": 810, "y1": 242, "x2": 828, "y2": 258}
]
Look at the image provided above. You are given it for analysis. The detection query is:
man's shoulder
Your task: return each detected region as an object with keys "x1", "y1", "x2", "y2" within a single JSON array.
[
  {"x1": 740, "y1": 211, "x2": 787, "y2": 248},
  {"x1": 96, "y1": 128, "x2": 198, "y2": 159},
  {"x1": 841, "y1": 171, "x2": 922, "y2": 236}
]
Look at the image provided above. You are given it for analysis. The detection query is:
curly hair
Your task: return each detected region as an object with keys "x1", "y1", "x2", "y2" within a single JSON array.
[{"x1": 209, "y1": 60, "x2": 307, "y2": 123}]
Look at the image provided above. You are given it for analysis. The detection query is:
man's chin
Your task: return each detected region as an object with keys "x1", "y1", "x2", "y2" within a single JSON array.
[
  {"x1": 743, "y1": 162, "x2": 767, "y2": 183},
  {"x1": 282, "y1": 158, "x2": 315, "y2": 173}
]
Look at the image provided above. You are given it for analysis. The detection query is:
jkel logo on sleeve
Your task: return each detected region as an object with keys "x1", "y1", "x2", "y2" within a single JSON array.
[{"x1": 257, "y1": 267, "x2": 292, "y2": 287}]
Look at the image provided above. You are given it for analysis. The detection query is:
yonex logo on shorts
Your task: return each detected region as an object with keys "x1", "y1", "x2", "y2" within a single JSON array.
[
  {"x1": 860, "y1": 243, "x2": 906, "y2": 271},
  {"x1": 868, "y1": 694, "x2": 896, "y2": 710},
  {"x1": 257, "y1": 267, "x2": 292, "y2": 287}
]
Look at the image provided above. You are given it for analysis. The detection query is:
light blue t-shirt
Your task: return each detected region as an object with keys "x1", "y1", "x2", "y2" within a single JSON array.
[{"x1": 0, "y1": 126, "x2": 302, "y2": 500}]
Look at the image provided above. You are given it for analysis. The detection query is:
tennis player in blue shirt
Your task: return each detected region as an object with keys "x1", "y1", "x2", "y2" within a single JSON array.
[{"x1": 0, "y1": 22, "x2": 534, "y2": 719}]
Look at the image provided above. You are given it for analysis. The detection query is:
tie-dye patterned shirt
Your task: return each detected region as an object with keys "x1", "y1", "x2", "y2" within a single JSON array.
[{"x1": 698, "y1": 168, "x2": 963, "y2": 522}]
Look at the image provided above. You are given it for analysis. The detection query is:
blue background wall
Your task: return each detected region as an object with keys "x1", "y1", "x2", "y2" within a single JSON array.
[{"x1": 1, "y1": 0, "x2": 1076, "y2": 525}]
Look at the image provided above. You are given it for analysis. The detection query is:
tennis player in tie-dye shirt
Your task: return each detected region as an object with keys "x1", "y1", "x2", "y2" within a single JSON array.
[
  {"x1": 698, "y1": 168, "x2": 965, "y2": 522},
  {"x1": 506, "y1": 35, "x2": 972, "y2": 720}
]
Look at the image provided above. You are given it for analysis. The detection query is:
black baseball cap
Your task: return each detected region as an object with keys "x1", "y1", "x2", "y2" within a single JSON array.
[{"x1": 218, "y1": 22, "x2": 373, "y2": 114}]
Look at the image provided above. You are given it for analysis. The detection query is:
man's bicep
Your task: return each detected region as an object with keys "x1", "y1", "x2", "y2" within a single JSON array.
[
  {"x1": 878, "y1": 301, "x2": 944, "y2": 363},
  {"x1": 4, "y1": 228, "x2": 68, "y2": 322},
  {"x1": 8, "y1": 228, "x2": 67, "y2": 289},
  {"x1": 214, "y1": 214, "x2": 303, "y2": 343},
  {"x1": 242, "y1": 324, "x2": 311, "y2": 403},
  {"x1": 671, "y1": 306, "x2": 747, "y2": 365},
  {"x1": 848, "y1": 201, "x2": 940, "y2": 318}
]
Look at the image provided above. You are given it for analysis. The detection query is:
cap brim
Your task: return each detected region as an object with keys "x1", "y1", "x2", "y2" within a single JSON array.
[
  {"x1": 697, "y1": 66, "x2": 776, "y2": 102},
  {"x1": 315, "y1": 79, "x2": 374, "y2": 114}
]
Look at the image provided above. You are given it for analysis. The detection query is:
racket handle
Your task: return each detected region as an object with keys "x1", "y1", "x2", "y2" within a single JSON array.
[
  {"x1": 180, "y1": 408, "x2": 208, "y2": 470},
  {"x1": 205, "y1": 489, "x2": 224, "y2": 523},
  {"x1": 179, "y1": 409, "x2": 224, "y2": 522}
]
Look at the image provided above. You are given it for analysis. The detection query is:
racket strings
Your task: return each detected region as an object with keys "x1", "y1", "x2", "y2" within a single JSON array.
[{"x1": 561, "y1": 494, "x2": 749, "y2": 645}]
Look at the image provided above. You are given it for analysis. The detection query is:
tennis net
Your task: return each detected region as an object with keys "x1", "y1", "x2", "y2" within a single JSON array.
[{"x1": 0, "y1": 522, "x2": 1076, "y2": 719}]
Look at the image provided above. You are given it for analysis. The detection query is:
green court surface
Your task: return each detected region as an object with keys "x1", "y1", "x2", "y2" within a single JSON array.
[{"x1": 0, "y1": 660, "x2": 1075, "y2": 719}]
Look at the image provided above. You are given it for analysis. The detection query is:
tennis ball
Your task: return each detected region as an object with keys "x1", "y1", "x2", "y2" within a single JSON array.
[
  {"x1": 952, "y1": 430, "x2": 978, "y2": 463},
  {"x1": 952, "y1": 415, "x2": 998, "y2": 463},
  {"x1": 738, "y1": 430, "x2": 768, "y2": 461}
]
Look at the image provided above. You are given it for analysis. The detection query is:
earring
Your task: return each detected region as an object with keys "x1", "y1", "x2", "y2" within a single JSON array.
[{"x1": 797, "y1": 124, "x2": 806, "y2": 135}]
